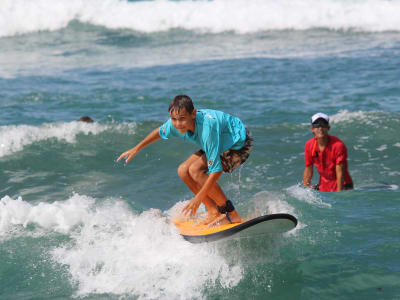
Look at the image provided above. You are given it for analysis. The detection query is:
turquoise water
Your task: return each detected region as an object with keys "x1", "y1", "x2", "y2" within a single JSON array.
[{"x1": 1, "y1": 0, "x2": 400, "y2": 299}]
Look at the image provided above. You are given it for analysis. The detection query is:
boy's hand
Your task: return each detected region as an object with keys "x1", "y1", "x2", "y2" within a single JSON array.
[
  {"x1": 182, "y1": 195, "x2": 202, "y2": 217},
  {"x1": 117, "y1": 147, "x2": 140, "y2": 164}
]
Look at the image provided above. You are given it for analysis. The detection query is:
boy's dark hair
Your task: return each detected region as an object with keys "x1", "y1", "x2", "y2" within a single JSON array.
[{"x1": 168, "y1": 95, "x2": 194, "y2": 114}]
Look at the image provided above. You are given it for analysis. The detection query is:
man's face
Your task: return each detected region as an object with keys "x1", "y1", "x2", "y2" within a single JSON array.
[
  {"x1": 311, "y1": 119, "x2": 330, "y2": 138},
  {"x1": 170, "y1": 108, "x2": 196, "y2": 134}
]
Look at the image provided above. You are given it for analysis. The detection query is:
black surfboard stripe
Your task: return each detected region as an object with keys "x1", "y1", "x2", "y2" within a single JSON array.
[{"x1": 181, "y1": 213, "x2": 298, "y2": 243}]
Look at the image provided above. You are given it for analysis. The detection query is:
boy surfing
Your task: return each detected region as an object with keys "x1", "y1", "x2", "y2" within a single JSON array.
[{"x1": 117, "y1": 95, "x2": 253, "y2": 225}]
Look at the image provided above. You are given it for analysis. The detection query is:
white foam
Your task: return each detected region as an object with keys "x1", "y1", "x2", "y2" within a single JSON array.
[
  {"x1": 286, "y1": 185, "x2": 331, "y2": 208},
  {"x1": 0, "y1": 194, "x2": 243, "y2": 298},
  {"x1": 0, "y1": 194, "x2": 95, "y2": 234},
  {"x1": 376, "y1": 144, "x2": 387, "y2": 151},
  {"x1": 1, "y1": 0, "x2": 400, "y2": 37},
  {"x1": 0, "y1": 121, "x2": 136, "y2": 158}
]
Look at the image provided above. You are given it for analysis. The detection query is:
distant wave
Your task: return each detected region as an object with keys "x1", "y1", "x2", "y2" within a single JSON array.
[
  {"x1": 1, "y1": 0, "x2": 400, "y2": 37},
  {"x1": 329, "y1": 110, "x2": 389, "y2": 125},
  {"x1": 301, "y1": 110, "x2": 389, "y2": 127},
  {"x1": 0, "y1": 121, "x2": 136, "y2": 158}
]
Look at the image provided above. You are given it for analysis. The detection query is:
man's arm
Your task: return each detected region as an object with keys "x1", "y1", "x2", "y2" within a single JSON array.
[
  {"x1": 182, "y1": 171, "x2": 222, "y2": 217},
  {"x1": 117, "y1": 128, "x2": 161, "y2": 163},
  {"x1": 336, "y1": 163, "x2": 345, "y2": 191},
  {"x1": 303, "y1": 165, "x2": 314, "y2": 188}
]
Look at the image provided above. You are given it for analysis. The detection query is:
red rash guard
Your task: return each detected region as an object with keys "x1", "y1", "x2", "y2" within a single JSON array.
[{"x1": 305, "y1": 135, "x2": 353, "y2": 192}]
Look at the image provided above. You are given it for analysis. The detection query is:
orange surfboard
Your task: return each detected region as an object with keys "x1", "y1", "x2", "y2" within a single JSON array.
[{"x1": 173, "y1": 213, "x2": 297, "y2": 243}]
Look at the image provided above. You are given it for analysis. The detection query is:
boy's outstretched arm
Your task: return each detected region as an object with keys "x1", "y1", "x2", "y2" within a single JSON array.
[{"x1": 117, "y1": 128, "x2": 161, "y2": 163}]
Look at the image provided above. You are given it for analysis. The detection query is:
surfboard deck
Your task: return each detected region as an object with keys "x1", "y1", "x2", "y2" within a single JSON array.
[{"x1": 173, "y1": 213, "x2": 298, "y2": 243}]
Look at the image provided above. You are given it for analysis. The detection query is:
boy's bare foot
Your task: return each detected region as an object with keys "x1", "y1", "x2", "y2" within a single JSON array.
[{"x1": 207, "y1": 210, "x2": 241, "y2": 227}]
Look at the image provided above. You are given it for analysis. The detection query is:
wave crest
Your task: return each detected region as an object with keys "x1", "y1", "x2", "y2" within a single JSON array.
[
  {"x1": 1, "y1": 0, "x2": 400, "y2": 37},
  {"x1": 0, "y1": 121, "x2": 136, "y2": 158}
]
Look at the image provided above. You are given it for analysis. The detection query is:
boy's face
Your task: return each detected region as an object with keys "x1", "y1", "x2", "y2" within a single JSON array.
[{"x1": 170, "y1": 108, "x2": 196, "y2": 134}]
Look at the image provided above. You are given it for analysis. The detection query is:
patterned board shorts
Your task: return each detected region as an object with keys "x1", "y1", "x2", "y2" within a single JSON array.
[{"x1": 194, "y1": 129, "x2": 253, "y2": 173}]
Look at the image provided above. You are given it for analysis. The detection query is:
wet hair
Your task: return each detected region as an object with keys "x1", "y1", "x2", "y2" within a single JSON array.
[
  {"x1": 168, "y1": 95, "x2": 194, "y2": 114},
  {"x1": 79, "y1": 116, "x2": 94, "y2": 123}
]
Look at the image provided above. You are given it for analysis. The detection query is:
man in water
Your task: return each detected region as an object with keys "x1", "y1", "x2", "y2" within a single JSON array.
[
  {"x1": 118, "y1": 95, "x2": 252, "y2": 225},
  {"x1": 303, "y1": 112, "x2": 353, "y2": 192}
]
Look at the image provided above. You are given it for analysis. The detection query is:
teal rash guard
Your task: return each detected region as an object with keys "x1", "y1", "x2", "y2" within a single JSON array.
[{"x1": 159, "y1": 109, "x2": 246, "y2": 173}]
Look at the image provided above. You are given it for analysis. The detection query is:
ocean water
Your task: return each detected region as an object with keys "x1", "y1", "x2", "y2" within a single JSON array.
[{"x1": 1, "y1": 0, "x2": 400, "y2": 299}]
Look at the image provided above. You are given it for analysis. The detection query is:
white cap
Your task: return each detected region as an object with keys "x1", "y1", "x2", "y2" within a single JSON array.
[{"x1": 311, "y1": 112, "x2": 329, "y2": 124}]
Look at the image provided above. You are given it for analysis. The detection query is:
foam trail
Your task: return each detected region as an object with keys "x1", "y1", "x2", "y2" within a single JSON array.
[
  {"x1": 1, "y1": 0, "x2": 400, "y2": 37},
  {"x1": 0, "y1": 195, "x2": 243, "y2": 299},
  {"x1": 0, "y1": 121, "x2": 136, "y2": 158}
]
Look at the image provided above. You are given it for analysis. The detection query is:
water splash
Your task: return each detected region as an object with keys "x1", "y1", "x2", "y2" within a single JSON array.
[
  {"x1": 0, "y1": 194, "x2": 243, "y2": 299},
  {"x1": 286, "y1": 184, "x2": 331, "y2": 208}
]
